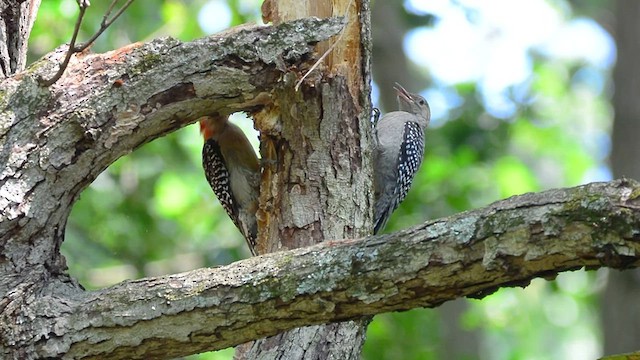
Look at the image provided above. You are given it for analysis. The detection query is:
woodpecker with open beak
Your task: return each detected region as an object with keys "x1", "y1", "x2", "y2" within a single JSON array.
[{"x1": 373, "y1": 83, "x2": 431, "y2": 234}]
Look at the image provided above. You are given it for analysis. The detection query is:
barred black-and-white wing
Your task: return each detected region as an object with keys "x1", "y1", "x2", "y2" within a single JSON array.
[{"x1": 202, "y1": 139, "x2": 258, "y2": 256}]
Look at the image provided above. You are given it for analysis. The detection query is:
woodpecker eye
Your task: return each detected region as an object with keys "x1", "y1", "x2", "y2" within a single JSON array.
[{"x1": 418, "y1": 100, "x2": 425, "y2": 105}]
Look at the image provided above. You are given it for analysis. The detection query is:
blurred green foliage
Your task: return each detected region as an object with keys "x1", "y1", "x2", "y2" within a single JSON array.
[{"x1": 30, "y1": 1, "x2": 610, "y2": 359}]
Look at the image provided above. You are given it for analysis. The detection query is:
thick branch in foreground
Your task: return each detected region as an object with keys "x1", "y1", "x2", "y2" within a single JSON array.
[{"x1": 21, "y1": 179, "x2": 640, "y2": 359}]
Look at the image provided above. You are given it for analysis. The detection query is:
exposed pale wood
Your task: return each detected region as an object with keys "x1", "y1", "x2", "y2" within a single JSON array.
[{"x1": 243, "y1": 0, "x2": 372, "y2": 358}]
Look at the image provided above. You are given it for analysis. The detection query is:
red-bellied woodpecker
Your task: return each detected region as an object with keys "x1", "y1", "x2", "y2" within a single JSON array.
[
  {"x1": 200, "y1": 115, "x2": 260, "y2": 255},
  {"x1": 373, "y1": 83, "x2": 431, "y2": 234}
]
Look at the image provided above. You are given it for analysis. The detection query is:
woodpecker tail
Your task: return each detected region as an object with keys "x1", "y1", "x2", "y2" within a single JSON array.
[
  {"x1": 373, "y1": 189, "x2": 398, "y2": 234},
  {"x1": 373, "y1": 207, "x2": 390, "y2": 235}
]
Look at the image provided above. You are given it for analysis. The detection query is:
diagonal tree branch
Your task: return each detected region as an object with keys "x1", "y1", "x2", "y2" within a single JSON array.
[{"x1": 15, "y1": 179, "x2": 640, "y2": 359}]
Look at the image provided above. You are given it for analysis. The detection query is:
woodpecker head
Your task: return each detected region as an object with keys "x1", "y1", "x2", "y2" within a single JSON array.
[
  {"x1": 199, "y1": 115, "x2": 228, "y2": 141},
  {"x1": 394, "y1": 83, "x2": 431, "y2": 127}
]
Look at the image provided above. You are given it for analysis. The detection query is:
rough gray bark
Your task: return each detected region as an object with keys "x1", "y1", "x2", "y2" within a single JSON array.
[
  {"x1": 4, "y1": 178, "x2": 640, "y2": 359},
  {"x1": 0, "y1": 0, "x2": 41, "y2": 77}
]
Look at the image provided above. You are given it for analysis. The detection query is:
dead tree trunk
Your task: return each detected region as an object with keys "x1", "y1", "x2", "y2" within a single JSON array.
[{"x1": 235, "y1": 0, "x2": 374, "y2": 358}]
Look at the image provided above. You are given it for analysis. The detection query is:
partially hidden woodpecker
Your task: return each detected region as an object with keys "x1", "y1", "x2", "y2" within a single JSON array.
[
  {"x1": 200, "y1": 115, "x2": 260, "y2": 255},
  {"x1": 373, "y1": 83, "x2": 431, "y2": 234}
]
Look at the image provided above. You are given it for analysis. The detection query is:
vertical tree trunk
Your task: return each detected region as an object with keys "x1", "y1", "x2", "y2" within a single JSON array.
[
  {"x1": 236, "y1": 0, "x2": 374, "y2": 358},
  {"x1": 602, "y1": 0, "x2": 640, "y2": 355},
  {"x1": 0, "y1": 0, "x2": 41, "y2": 77}
]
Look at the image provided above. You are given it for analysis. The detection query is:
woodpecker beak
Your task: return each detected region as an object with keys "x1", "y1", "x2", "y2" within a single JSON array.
[{"x1": 394, "y1": 82, "x2": 412, "y2": 103}]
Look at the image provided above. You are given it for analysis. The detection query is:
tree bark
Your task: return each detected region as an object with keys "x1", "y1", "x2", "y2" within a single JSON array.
[
  {"x1": 2, "y1": 179, "x2": 640, "y2": 359},
  {"x1": 0, "y1": 0, "x2": 40, "y2": 77},
  {"x1": 236, "y1": 0, "x2": 374, "y2": 358}
]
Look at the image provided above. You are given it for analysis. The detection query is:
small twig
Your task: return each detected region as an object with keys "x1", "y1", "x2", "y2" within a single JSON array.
[
  {"x1": 619, "y1": 204, "x2": 640, "y2": 210},
  {"x1": 294, "y1": 0, "x2": 355, "y2": 91},
  {"x1": 104, "y1": 0, "x2": 119, "y2": 20},
  {"x1": 75, "y1": 0, "x2": 135, "y2": 52},
  {"x1": 39, "y1": 0, "x2": 135, "y2": 87},
  {"x1": 39, "y1": 1, "x2": 89, "y2": 86}
]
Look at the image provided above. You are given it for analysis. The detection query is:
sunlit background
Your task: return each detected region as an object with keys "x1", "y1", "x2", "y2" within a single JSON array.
[{"x1": 28, "y1": 0, "x2": 624, "y2": 359}]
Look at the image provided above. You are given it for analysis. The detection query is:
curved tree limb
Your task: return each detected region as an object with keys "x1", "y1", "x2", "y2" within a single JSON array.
[
  {"x1": 0, "y1": 16, "x2": 345, "y2": 359},
  {"x1": 8, "y1": 179, "x2": 639, "y2": 359},
  {"x1": 0, "y1": 16, "x2": 345, "y2": 286}
]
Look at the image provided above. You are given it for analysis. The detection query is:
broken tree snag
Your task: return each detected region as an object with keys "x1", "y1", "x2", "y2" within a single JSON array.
[
  {"x1": 243, "y1": 0, "x2": 373, "y2": 359},
  {"x1": 255, "y1": 0, "x2": 371, "y2": 251}
]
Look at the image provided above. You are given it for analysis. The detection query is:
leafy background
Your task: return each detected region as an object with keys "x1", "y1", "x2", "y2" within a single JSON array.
[{"x1": 29, "y1": 0, "x2": 620, "y2": 359}]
